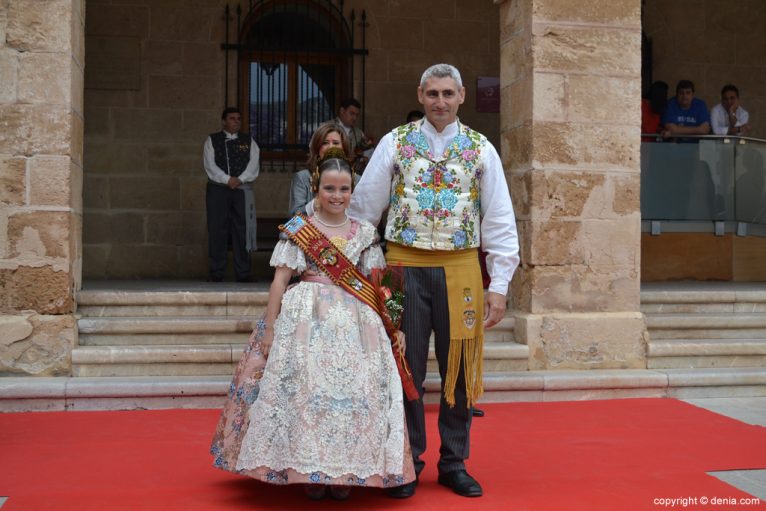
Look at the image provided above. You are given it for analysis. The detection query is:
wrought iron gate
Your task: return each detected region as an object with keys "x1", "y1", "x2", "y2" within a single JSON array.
[{"x1": 221, "y1": 1, "x2": 367, "y2": 167}]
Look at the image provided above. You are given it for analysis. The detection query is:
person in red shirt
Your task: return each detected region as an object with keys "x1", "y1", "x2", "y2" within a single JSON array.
[{"x1": 642, "y1": 80, "x2": 668, "y2": 141}]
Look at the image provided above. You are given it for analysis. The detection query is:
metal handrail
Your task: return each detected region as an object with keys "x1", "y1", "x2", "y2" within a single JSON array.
[{"x1": 641, "y1": 133, "x2": 766, "y2": 143}]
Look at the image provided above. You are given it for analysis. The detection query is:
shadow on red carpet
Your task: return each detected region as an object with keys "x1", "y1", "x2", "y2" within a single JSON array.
[{"x1": 1, "y1": 398, "x2": 765, "y2": 510}]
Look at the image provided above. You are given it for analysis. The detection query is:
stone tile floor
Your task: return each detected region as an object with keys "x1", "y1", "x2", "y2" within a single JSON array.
[{"x1": 686, "y1": 397, "x2": 766, "y2": 500}]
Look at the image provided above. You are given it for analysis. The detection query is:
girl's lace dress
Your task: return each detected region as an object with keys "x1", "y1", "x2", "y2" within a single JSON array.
[{"x1": 211, "y1": 220, "x2": 415, "y2": 487}]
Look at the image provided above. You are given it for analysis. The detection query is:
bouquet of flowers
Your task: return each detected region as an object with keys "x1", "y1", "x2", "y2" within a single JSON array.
[{"x1": 371, "y1": 265, "x2": 419, "y2": 401}]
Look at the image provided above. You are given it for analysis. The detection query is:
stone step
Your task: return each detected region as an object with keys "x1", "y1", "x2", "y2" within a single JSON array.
[
  {"x1": 5, "y1": 368, "x2": 766, "y2": 411},
  {"x1": 649, "y1": 338, "x2": 766, "y2": 355},
  {"x1": 77, "y1": 315, "x2": 517, "y2": 345},
  {"x1": 77, "y1": 290, "x2": 269, "y2": 317},
  {"x1": 78, "y1": 316, "x2": 259, "y2": 335},
  {"x1": 640, "y1": 287, "x2": 766, "y2": 304},
  {"x1": 71, "y1": 341, "x2": 527, "y2": 377},
  {"x1": 641, "y1": 302, "x2": 766, "y2": 314},
  {"x1": 646, "y1": 313, "x2": 766, "y2": 340},
  {"x1": 79, "y1": 332, "x2": 251, "y2": 346},
  {"x1": 647, "y1": 339, "x2": 766, "y2": 369},
  {"x1": 662, "y1": 367, "x2": 766, "y2": 399},
  {"x1": 640, "y1": 287, "x2": 766, "y2": 314}
]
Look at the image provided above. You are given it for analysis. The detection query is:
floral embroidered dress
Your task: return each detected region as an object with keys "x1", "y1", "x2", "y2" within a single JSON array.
[{"x1": 211, "y1": 219, "x2": 416, "y2": 488}]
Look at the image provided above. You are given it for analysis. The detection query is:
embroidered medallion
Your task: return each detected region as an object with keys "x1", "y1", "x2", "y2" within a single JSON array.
[
  {"x1": 319, "y1": 246, "x2": 338, "y2": 266},
  {"x1": 462, "y1": 287, "x2": 476, "y2": 328},
  {"x1": 346, "y1": 276, "x2": 364, "y2": 292}
]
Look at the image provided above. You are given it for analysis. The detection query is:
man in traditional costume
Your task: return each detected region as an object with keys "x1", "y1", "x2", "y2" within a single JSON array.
[
  {"x1": 203, "y1": 107, "x2": 260, "y2": 282},
  {"x1": 349, "y1": 63, "x2": 520, "y2": 498}
]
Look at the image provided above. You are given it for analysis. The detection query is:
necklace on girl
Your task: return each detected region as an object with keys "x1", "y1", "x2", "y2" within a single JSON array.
[{"x1": 313, "y1": 212, "x2": 349, "y2": 229}]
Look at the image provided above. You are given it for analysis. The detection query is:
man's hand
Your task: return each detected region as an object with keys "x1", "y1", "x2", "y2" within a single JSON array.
[
  {"x1": 483, "y1": 291, "x2": 507, "y2": 329},
  {"x1": 227, "y1": 176, "x2": 242, "y2": 189},
  {"x1": 728, "y1": 109, "x2": 738, "y2": 127}
]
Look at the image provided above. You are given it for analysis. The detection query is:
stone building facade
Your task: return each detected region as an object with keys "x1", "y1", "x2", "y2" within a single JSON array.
[
  {"x1": 81, "y1": 0, "x2": 505, "y2": 279},
  {"x1": 1, "y1": 0, "x2": 84, "y2": 376},
  {"x1": 1, "y1": 0, "x2": 761, "y2": 377}
]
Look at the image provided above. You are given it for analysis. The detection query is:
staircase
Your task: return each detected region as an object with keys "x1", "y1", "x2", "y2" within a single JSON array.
[
  {"x1": 642, "y1": 282, "x2": 766, "y2": 398},
  {"x1": 72, "y1": 282, "x2": 526, "y2": 380},
  {"x1": 4, "y1": 282, "x2": 766, "y2": 412}
]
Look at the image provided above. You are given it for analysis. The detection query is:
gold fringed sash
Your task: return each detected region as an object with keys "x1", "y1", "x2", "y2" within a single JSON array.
[{"x1": 385, "y1": 243, "x2": 484, "y2": 408}]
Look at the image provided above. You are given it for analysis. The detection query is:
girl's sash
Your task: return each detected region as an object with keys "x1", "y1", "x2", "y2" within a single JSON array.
[{"x1": 279, "y1": 214, "x2": 419, "y2": 401}]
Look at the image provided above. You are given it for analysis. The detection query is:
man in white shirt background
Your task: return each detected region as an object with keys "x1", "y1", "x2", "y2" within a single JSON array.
[
  {"x1": 203, "y1": 107, "x2": 260, "y2": 282},
  {"x1": 711, "y1": 84, "x2": 752, "y2": 136},
  {"x1": 350, "y1": 63, "x2": 520, "y2": 500}
]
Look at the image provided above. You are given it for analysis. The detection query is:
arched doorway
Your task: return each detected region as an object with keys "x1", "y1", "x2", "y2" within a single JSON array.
[{"x1": 227, "y1": 0, "x2": 365, "y2": 168}]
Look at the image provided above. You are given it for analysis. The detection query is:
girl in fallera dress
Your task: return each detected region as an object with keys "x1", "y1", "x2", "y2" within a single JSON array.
[{"x1": 211, "y1": 153, "x2": 415, "y2": 500}]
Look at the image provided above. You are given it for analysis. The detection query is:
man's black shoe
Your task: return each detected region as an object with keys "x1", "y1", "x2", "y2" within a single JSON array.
[
  {"x1": 472, "y1": 407, "x2": 485, "y2": 417},
  {"x1": 208, "y1": 275, "x2": 223, "y2": 282},
  {"x1": 438, "y1": 470, "x2": 483, "y2": 497},
  {"x1": 235, "y1": 276, "x2": 253, "y2": 283},
  {"x1": 387, "y1": 480, "x2": 417, "y2": 499}
]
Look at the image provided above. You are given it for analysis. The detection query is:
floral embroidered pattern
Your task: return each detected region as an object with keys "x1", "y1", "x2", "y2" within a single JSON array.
[{"x1": 386, "y1": 122, "x2": 486, "y2": 249}]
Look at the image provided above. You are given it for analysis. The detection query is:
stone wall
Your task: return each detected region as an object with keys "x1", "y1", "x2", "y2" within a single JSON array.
[
  {"x1": 500, "y1": 0, "x2": 647, "y2": 370},
  {"x1": 82, "y1": 0, "x2": 502, "y2": 279},
  {"x1": 0, "y1": 0, "x2": 84, "y2": 376},
  {"x1": 643, "y1": 0, "x2": 765, "y2": 137}
]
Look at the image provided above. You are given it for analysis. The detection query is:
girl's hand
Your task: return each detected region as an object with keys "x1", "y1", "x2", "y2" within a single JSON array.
[
  {"x1": 258, "y1": 325, "x2": 274, "y2": 357},
  {"x1": 393, "y1": 330, "x2": 406, "y2": 355}
]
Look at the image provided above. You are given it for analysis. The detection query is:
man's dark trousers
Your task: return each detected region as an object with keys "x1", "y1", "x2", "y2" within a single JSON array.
[
  {"x1": 401, "y1": 266, "x2": 472, "y2": 477},
  {"x1": 206, "y1": 182, "x2": 250, "y2": 280}
]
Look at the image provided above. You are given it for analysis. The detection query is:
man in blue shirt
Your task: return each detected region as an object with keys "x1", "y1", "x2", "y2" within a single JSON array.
[{"x1": 661, "y1": 80, "x2": 710, "y2": 139}]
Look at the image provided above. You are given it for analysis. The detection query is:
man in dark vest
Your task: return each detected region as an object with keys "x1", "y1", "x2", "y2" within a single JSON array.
[{"x1": 203, "y1": 107, "x2": 260, "y2": 282}]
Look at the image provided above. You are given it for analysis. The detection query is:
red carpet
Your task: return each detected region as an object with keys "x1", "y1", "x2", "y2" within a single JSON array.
[{"x1": 1, "y1": 398, "x2": 765, "y2": 510}]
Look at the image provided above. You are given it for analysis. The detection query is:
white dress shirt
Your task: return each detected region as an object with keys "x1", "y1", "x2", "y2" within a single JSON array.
[
  {"x1": 710, "y1": 104, "x2": 749, "y2": 136},
  {"x1": 349, "y1": 118, "x2": 520, "y2": 295},
  {"x1": 203, "y1": 131, "x2": 261, "y2": 185}
]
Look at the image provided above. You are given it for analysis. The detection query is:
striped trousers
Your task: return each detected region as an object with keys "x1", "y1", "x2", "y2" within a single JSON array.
[{"x1": 402, "y1": 266, "x2": 473, "y2": 475}]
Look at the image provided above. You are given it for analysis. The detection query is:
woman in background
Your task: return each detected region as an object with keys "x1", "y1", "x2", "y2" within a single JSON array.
[{"x1": 288, "y1": 121, "x2": 352, "y2": 217}]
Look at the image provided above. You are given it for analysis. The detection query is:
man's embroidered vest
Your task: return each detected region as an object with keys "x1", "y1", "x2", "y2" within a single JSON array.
[
  {"x1": 210, "y1": 131, "x2": 252, "y2": 178},
  {"x1": 385, "y1": 121, "x2": 485, "y2": 250}
]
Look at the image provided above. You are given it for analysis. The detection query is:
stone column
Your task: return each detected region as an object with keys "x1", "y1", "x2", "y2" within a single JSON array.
[
  {"x1": 0, "y1": 0, "x2": 84, "y2": 375},
  {"x1": 499, "y1": 0, "x2": 647, "y2": 370}
]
